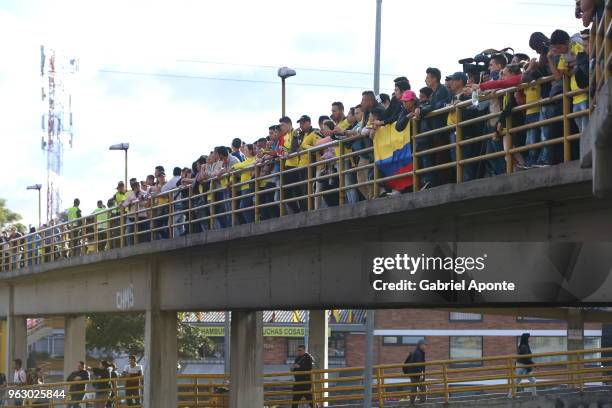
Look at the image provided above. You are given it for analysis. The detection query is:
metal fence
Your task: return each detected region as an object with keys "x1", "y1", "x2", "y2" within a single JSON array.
[
  {"x1": 0, "y1": 72, "x2": 592, "y2": 271},
  {"x1": 1, "y1": 347, "x2": 611, "y2": 407}
]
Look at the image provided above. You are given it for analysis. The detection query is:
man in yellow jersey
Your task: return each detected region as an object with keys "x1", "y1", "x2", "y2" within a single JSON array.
[
  {"x1": 331, "y1": 101, "x2": 360, "y2": 204},
  {"x1": 281, "y1": 115, "x2": 320, "y2": 213},
  {"x1": 542, "y1": 29, "x2": 571, "y2": 166},
  {"x1": 211, "y1": 146, "x2": 239, "y2": 228},
  {"x1": 110, "y1": 181, "x2": 127, "y2": 249},
  {"x1": 522, "y1": 58, "x2": 544, "y2": 168},
  {"x1": 569, "y1": 31, "x2": 590, "y2": 133},
  {"x1": 92, "y1": 200, "x2": 108, "y2": 252},
  {"x1": 231, "y1": 143, "x2": 257, "y2": 224}
]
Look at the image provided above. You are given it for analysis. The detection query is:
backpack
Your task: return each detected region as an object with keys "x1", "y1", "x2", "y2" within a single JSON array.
[{"x1": 402, "y1": 352, "x2": 413, "y2": 374}]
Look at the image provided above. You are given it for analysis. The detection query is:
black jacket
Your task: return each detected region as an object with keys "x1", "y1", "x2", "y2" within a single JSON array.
[
  {"x1": 517, "y1": 334, "x2": 535, "y2": 366},
  {"x1": 405, "y1": 347, "x2": 426, "y2": 374},
  {"x1": 395, "y1": 106, "x2": 414, "y2": 132},
  {"x1": 574, "y1": 51, "x2": 589, "y2": 90},
  {"x1": 419, "y1": 84, "x2": 451, "y2": 131},
  {"x1": 383, "y1": 96, "x2": 403, "y2": 125},
  {"x1": 292, "y1": 352, "x2": 314, "y2": 382},
  {"x1": 91, "y1": 367, "x2": 111, "y2": 391},
  {"x1": 67, "y1": 369, "x2": 90, "y2": 392}
]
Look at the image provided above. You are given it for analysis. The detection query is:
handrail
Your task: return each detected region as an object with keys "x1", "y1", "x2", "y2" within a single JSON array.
[
  {"x1": 0, "y1": 54, "x2": 593, "y2": 271},
  {"x1": 2, "y1": 348, "x2": 610, "y2": 406}
]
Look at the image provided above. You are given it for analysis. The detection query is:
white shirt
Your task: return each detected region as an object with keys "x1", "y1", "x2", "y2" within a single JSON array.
[
  {"x1": 161, "y1": 176, "x2": 181, "y2": 194},
  {"x1": 123, "y1": 364, "x2": 143, "y2": 375},
  {"x1": 14, "y1": 368, "x2": 26, "y2": 384}
]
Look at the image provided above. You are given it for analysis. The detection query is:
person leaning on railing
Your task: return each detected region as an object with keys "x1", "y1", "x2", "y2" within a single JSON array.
[
  {"x1": 230, "y1": 144, "x2": 257, "y2": 225},
  {"x1": 66, "y1": 361, "x2": 90, "y2": 408},
  {"x1": 210, "y1": 147, "x2": 239, "y2": 229},
  {"x1": 256, "y1": 131, "x2": 281, "y2": 220},
  {"x1": 92, "y1": 200, "x2": 109, "y2": 252},
  {"x1": 121, "y1": 180, "x2": 151, "y2": 245},
  {"x1": 281, "y1": 115, "x2": 320, "y2": 214},
  {"x1": 91, "y1": 360, "x2": 112, "y2": 408},
  {"x1": 413, "y1": 67, "x2": 452, "y2": 189},
  {"x1": 65, "y1": 198, "x2": 82, "y2": 258},
  {"x1": 481, "y1": 64, "x2": 529, "y2": 170}
]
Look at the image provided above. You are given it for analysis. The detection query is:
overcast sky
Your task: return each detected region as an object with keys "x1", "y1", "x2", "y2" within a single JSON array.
[{"x1": 0, "y1": 0, "x2": 580, "y2": 226}]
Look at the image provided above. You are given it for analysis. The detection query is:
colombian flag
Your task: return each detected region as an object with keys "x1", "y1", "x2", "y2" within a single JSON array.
[{"x1": 373, "y1": 122, "x2": 414, "y2": 191}]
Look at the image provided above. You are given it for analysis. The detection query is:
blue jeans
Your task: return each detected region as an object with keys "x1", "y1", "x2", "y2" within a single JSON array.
[
  {"x1": 214, "y1": 190, "x2": 231, "y2": 229},
  {"x1": 450, "y1": 131, "x2": 477, "y2": 182},
  {"x1": 538, "y1": 103, "x2": 561, "y2": 165},
  {"x1": 573, "y1": 100, "x2": 589, "y2": 134},
  {"x1": 239, "y1": 188, "x2": 254, "y2": 224},
  {"x1": 126, "y1": 218, "x2": 150, "y2": 245},
  {"x1": 484, "y1": 124, "x2": 505, "y2": 176},
  {"x1": 416, "y1": 138, "x2": 435, "y2": 187},
  {"x1": 524, "y1": 112, "x2": 541, "y2": 167}
]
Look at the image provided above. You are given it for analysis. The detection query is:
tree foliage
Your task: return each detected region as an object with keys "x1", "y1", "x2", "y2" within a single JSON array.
[
  {"x1": 0, "y1": 199, "x2": 25, "y2": 232},
  {"x1": 86, "y1": 313, "x2": 213, "y2": 360}
]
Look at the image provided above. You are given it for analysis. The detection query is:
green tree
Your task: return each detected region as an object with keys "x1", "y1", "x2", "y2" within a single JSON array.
[
  {"x1": 0, "y1": 198, "x2": 25, "y2": 232},
  {"x1": 86, "y1": 313, "x2": 213, "y2": 360}
]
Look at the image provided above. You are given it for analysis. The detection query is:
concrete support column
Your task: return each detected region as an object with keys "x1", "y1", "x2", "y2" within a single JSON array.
[
  {"x1": 308, "y1": 310, "x2": 328, "y2": 406},
  {"x1": 144, "y1": 261, "x2": 177, "y2": 408},
  {"x1": 567, "y1": 308, "x2": 585, "y2": 351},
  {"x1": 5, "y1": 315, "x2": 27, "y2": 376},
  {"x1": 63, "y1": 315, "x2": 86, "y2": 378},
  {"x1": 5, "y1": 285, "x2": 27, "y2": 376},
  {"x1": 566, "y1": 308, "x2": 585, "y2": 389},
  {"x1": 229, "y1": 311, "x2": 263, "y2": 408}
]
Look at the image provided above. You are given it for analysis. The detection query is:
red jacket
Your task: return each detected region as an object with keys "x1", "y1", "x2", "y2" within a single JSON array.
[{"x1": 480, "y1": 74, "x2": 522, "y2": 91}]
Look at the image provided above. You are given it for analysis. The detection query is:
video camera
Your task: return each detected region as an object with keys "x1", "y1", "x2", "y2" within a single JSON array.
[{"x1": 458, "y1": 47, "x2": 515, "y2": 80}]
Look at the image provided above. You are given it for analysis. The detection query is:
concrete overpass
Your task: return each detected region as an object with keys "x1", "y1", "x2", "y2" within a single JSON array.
[{"x1": 1, "y1": 161, "x2": 612, "y2": 407}]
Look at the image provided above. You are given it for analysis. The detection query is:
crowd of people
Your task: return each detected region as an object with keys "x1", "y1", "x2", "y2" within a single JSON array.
[
  {"x1": 0, "y1": 355, "x2": 142, "y2": 407},
  {"x1": 0, "y1": 24, "x2": 595, "y2": 265}
]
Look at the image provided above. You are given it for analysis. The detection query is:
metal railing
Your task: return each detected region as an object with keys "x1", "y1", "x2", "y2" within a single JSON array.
[
  {"x1": 589, "y1": 0, "x2": 612, "y2": 110},
  {"x1": 0, "y1": 74, "x2": 589, "y2": 272},
  {"x1": 1, "y1": 347, "x2": 610, "y2": 407}
]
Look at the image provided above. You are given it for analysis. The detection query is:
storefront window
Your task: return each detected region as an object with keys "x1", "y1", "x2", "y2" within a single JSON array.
[{"x1": 450, "y1": 336, "x2": 482, "y2": 367}]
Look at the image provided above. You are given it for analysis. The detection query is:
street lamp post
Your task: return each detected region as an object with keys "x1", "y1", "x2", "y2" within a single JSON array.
[
  {"x1": 26, "y1": 184, "x2": 43, "y2": 227},
  {"x1": 277, "y1": 67, "x2": 296, "y2": 117},
  {"x1": 109, "y1": 143, "x2": 130, "y2": 186},
  {"x1": 365, "y1": 2, "x2": 382, "y2": 407}
]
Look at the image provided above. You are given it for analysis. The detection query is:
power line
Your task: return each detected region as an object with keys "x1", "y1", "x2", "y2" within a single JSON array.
[
  {"x1": 97, "y1": 69, "x2": 369, "y2": 90},
  {"x1": 176, "y1": 59, "x2": 400, "y2": 77},
  {"x1": 516, "y1": 1, "x2": 573, "y2": 6}
]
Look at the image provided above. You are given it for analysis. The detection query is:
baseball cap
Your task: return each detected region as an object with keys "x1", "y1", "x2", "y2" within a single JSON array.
[
  {"x1": 445, "y1": 72, "x2": 468, "y2": 85},
  {"x1": 116, "y1": 181, "x2": 125, "y2": 189},
  {"x1": 297, "y1": 115, "x2": 311, "y2": 123},
  {"x1": 401, "y1": 90, "x2": 417, "y2": 102}
]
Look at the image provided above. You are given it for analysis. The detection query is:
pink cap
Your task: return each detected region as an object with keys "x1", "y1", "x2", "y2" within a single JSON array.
[{"x1": 401, "y1": 90, "x2": 417, "y2": 102}]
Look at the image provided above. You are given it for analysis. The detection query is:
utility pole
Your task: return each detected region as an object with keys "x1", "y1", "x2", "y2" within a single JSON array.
[
  {"x1": 373, "y1": 0, "x2": 382, "y2": 94},
  {"x1": 365, "y1": 2, "x2": 382, "y2": 405}
]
